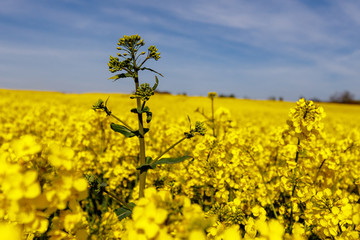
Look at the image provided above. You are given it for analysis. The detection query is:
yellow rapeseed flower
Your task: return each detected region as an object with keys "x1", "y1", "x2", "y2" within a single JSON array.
[
  {"x1": 0, "y1": 222, "x2": 21, "y2": 240},
  {"x1": 256, "y1": 219, "x2": 285, "y2": 240},
  {"x1": 11, "y1": 135, "x2": 41, "y2": 158},
  {"x1": 48, "y1": 144, "x2": 75, "y2": 170}
]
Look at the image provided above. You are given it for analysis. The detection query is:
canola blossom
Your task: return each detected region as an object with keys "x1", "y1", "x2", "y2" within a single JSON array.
[{"x1": 0, "y1": 89, "x2": 360, "y2": 239}]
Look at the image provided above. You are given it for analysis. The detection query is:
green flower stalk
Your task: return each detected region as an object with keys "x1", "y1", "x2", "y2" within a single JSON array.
[
  {"x1": 195, "y1": 92, "x2": 218, "y2": 138},
  {"x1": 93, "y1": 34, "x2": 205, "y2": 202},
  {"x1": 107, "y1": 35, "x2": 162, "y2": 199},
  {"x1": 208, "y1": 92, "x2": 217, "y2": 137},
  {"x1": 286, "y1": 98, "x2": 326, "y2": 233}
]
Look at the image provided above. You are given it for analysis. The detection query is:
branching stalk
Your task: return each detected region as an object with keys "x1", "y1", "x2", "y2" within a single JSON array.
[
  {"x1": 288, "y1": 137, "x2": 301, "y2": 233},
  {"x1": 110, "y1": 113, "x2": 134, "y2": 131},
  {"x1": 103, "y1": 188, "x2": 133, "y2": 210},
  {"x1": 134, "y1": 74, "x2": 147, "y2": 199},
  {"x1": 106, "y1": 35, "x2": 196, "y2": 200},
  {"x1": 150, "y1": 136, "x2": 187, "y2": 164},
  {"x1": 314, "y1": 158, "x2": 327, "y2": 183},
  {"x1": 246, "y1": 150, "x2": 278, "y2": 219},
  {"x1": 211, "y1": 97, "x2": 216, "y2": 137}
]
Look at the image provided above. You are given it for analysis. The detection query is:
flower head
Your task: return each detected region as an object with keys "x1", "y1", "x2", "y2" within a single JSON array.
[
  {"x1": 208, "y1": 92, "x2": 218, "y2": 99},
  {"x1": 131, "y1": 83, "x2": 155, "y2": 101},
  {"x1": 286, "y1": 98, "x2": 326, "y2": 140}
]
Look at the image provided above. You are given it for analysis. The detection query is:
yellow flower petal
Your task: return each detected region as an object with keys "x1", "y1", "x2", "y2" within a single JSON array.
[
  {"x1": 73, "y1": 178, "x2": 88, "y2": 192},
  {"x1": 24, "y1": 182, "x2": 41, "y2": 199}
]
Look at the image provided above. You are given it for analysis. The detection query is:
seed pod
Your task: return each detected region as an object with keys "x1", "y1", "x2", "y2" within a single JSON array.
[{"x1": 146, "y1": 111, "x2": 152, "y2": 123}]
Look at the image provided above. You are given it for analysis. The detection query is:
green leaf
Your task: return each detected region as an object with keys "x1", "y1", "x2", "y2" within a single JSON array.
[
  {"x1": 153, "y1": 76, "x2": 159, "y2": 91},
  {"x1": 142, "y1": 106, "x2": 150, "y2": 113},
  {"x1": 115, "y1": 202, "x2": 136, "y2": 220},
  {"x1": 131, "y1": 128, "x2": 150, "y2": 137},
  {"x1": 136, "y1": 164, "x2": 155, "y2": 172},
  {"x1": 115, "y1": 208, "x2": 131, "y2": 220},
  {"x1": 143, "y1": 128, "x2": 150, "y2": 135},
  {"x1": 150, "y1": 156, "x2": 193, "y2": 168},
  {"x1": 146, "y1": 111, "x2": 152, "y2": 123},
  {"x1": 111, "y1": 123, "x2": 149, "y2": 138},
  {"x1": 110, "y1": 123, "x2": 136, "y2": 138},
  {"x1": 108, "y1": 73, "x2": 133, "y2": 81},
  {"x1": 140, "y1": 67, "x2": 164, "y2": 77},
  {"x1": 146, "y1": 156, "x2": 153, "y2": 164},
  {"x1": 136, "y1": 157, "x2": 155, "y2": 173},
  {"x1": 130, "y1": 106, "x2": 150, "y2": 114}
]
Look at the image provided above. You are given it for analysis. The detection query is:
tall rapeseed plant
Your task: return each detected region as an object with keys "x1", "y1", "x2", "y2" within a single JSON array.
[{"x1": 93, "y1": 35, "x2": 205, "y2": 218}]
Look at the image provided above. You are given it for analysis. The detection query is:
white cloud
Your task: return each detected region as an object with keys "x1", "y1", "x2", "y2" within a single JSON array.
[
  {"x1": 0, "y1": 42, "x2": 105, "y2": 60},
  {"x1": 1, "y1": 0, "x2": 360, "y2": 100},
  {"x1": 337, "y1": 1, "x2": 360, "y2": 25}
]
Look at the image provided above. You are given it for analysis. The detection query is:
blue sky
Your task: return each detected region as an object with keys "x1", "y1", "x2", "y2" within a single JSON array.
[{"x1": 1, "y1": 0, "x2": 360, "y2": 101}]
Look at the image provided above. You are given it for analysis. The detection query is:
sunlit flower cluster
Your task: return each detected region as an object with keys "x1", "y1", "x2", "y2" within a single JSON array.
[
  {"x1": 286, "y1": 98, "x2": 326, "y2": 140},
  {"x1": 1, "y1": 89, "x2": 360, "y2": 239}
]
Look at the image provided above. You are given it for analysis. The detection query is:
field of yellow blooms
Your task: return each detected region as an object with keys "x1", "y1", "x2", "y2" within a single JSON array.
[{"x1": 0, "y1": 89, "x2": 360, "y2": 240}]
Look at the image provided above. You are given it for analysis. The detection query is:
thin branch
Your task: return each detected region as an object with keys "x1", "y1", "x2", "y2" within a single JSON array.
[
  {"x1": 150, "y1": 136, "x2": 188, "y2": 164},
  {"x1": 103, "y1": 189, "x2": 133, "y2": 210},
  {"x1": 110, "y1": 113, "x2": 134, "y2": 131}
]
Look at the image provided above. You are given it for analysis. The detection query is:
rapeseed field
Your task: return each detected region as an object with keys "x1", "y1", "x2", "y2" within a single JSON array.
[{"x1": 0, "y1": 89, "x2": 359, "y2": 239}]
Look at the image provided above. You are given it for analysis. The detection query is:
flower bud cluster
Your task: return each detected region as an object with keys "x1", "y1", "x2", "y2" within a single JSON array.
[
  {"x1": 148, "y1": 45, "x2": 160, "y2": 60},
  {"x1": 118, "y1": 34, "x2": 144, "y2": 48},
  {"x1": 286, "y1": 98, "x2": 326, "y2": 140},
  {"x1": 108, "y1": 55, "x2": 131, "y2": 73},
  {"x1": 92, "y1": 98, "x2": 111, "y2": 115},
  {"x1": 208, "y1": 92, "x2": 218, "y2": 99},
  {"x1": 132, "y1": 83, "x2": 154, "y2": 101},
  {"x1": 185, "y1": 121, "x2": 207, "y2": 138}
]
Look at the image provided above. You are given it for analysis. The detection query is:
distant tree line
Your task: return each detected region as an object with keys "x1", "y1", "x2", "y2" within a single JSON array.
[
  {"x1": 309, "y1": 90, "x2": 359, "y2": 104},
  {"x1": 163, "y1": 89, "x2": 359, "y2": 104},
  {"x1": 268, "y1": 91, "x2": 359, "y2": 104},
  {"x1": 328, "y1": 91, "x2": 359, "y2": 104},
  {"x1": 155, "y1": 90, "x2": 172, "y2": 94},
  {"x1": 219, "y1": 93, "x2": 236, "y2": 98},
  {"x1": 268, "y1": 96, "x2": 284, "y2": 101}
]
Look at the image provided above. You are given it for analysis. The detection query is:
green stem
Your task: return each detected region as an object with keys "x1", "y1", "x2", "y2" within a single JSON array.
[
  {"x1": 288, "y1": 137, "x2": 301, "y2": 234},
  {"x1": 139, "y1": 56, "x2": 149, "y2": 68},
  {"x1": 110, "y1": 113, "x2": 134, "y2": 131},
  {"x1": 211, "y1": 97, "x2": 216, "y2": 137},
  {"x1": 141, "y1": 100, "x2": 146, "y2": 111},
  {"x1": 151, "y1": 136, "x2": 187, "y2": 164},
  {"x1": 103, "y1": 189, "x2": 133, "y2": 210},
  {"x1": 133, "y1": 72, "x2": 147, "y2": 199},
  {"x1": 314, "y1": 158, "x2": 327, "y2": 183}
]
